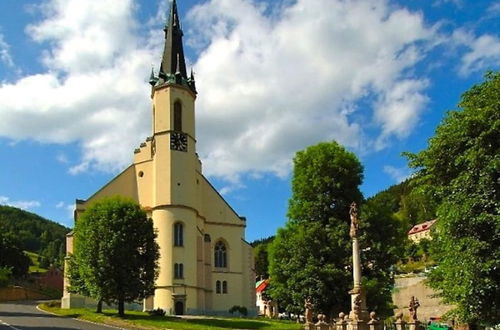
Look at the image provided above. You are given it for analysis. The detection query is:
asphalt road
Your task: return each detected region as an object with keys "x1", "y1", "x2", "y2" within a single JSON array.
[{"x1": 0, "y1": 301, "x2": 122, "y2": 330}]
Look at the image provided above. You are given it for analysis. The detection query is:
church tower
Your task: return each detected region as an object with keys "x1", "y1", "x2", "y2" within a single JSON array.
[{"x1": 63, "y1": 0, "x2": 256, "y2": 316}]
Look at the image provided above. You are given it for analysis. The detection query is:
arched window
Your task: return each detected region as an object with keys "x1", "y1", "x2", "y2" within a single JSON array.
[
  {"x1": 215, "y1": 280, "x2": 221, "y2": 294},
  {"x1": 174, "y1": 222, "x2": 183, "y2": 246},
  {"x1": 214, "y1": 241, "x2": 227, "y2": 268},
  {"x1": 174, "y1": 101, "x2": 182, "y2": 131},
  {"x1": 222, "y1": 280, "x2": 228, "y2": 294},
  {"x1": 174, "y1": 263, "x2": 183, "y2": 279}
]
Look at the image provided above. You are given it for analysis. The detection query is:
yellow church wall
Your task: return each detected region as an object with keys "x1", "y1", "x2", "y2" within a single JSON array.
[
  {"x1": 135, "y1": 160, "x2": 153, "y2": 207},
  {"x1": 84, "y1": 165, "x2": 139, "y2": 204}
]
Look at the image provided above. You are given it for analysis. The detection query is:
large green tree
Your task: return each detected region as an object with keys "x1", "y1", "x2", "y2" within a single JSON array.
[
  {"x1": 69, "y1": 196, "x2": 159, "y2": 316},
  {"x1": 269, "y1": 142, "x2": 364, "y2": 316},
  {"x1": 406, "y1": 72, "x2": 500, "y2": 325}
]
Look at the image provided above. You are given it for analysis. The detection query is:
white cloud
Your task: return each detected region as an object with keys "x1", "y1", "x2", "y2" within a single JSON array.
[
  {"x1": 383, "y1": 165, "x2": 411, "y2": 183},
  {"x1": 0, "y1": 33, "x2": 14, "y2": 68},
  {"x1": 189, "y1": 0, "x2": 434, "y2": 179},
  {"x1": 0, "y1": 0, "x2": 157, "y2": 173},
  {"x1": 55, "y1": 201, "x2": 65, "y2": 208},
  {"x1": 0, "y1": 0, "x2": 437, "y2": 188},
  {"x1": 0, "y1": 196, "x2": 41, "y2": 210},
  {"x1": 452, "y1": 29, "x2": 500, "y2": 76}
]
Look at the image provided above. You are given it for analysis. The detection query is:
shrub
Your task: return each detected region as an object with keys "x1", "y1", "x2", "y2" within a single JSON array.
[
  {"x1": 147, "y1": 308, "x2": 166, "y2": 316},
  {"x1": 229, "y1": 305, "x2": 248, "y2": 317}
]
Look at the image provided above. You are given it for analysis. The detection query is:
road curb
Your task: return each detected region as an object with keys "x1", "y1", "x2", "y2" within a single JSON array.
[{"x1": 36, "y1": 303, "x2": 125, "y2": 329}]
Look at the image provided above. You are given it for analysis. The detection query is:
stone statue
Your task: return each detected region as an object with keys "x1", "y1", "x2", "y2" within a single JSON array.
[
  {"x1": 349, "y1": 202, "x2": 360, "y2": 238},
  {"x1": 409, "y1": 296, "x2": 420, "y2": 321},
  {"x1": 304, "y1": 297, "x2": 314, "y2": 324}
]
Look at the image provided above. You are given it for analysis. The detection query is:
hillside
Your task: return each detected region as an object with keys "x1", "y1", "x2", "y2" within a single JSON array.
[{"x1": 0, "y1": 205, "x2": 70, "y2": 269}]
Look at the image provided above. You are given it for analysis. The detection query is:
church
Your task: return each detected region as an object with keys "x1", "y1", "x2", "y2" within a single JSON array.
[{"x1": 62, "y1": 0, "x2": 256, "y2": 316}]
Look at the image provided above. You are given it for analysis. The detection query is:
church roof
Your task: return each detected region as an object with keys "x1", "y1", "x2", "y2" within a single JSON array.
[{"x1": 152, "y1": 0, "x2": 196, "y2": 94}]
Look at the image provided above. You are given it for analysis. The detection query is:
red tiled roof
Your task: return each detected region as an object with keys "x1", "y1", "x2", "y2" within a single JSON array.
[
  {"x1": 256, "y1": 279, "x2": 269, "y2": 293},
  {"x1": 408, "y1": 219, "x2": 437, "y2": 235}
]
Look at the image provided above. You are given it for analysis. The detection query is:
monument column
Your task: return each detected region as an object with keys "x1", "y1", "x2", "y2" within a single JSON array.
[{"x1": 348, "y1": 202, "x2": 369, "y2": 324}]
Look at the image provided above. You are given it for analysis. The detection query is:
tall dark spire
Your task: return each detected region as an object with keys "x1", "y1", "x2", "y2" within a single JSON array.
[{"x1": 159, "y1": 0, "x2": 187, "y2": 81}]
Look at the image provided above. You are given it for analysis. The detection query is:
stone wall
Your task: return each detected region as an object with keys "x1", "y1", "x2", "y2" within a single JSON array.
[
  {"x1": 392, "y1": 275, "x2": 453, "y2": 321},
  {"x1": 0, "y1": 286, "x2": 50, "y2": 302}
]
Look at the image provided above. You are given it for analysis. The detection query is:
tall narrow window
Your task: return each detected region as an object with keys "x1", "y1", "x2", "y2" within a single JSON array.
[
  {"x1": 214, "y1": 241, "x2": 227, "y2": 268},
  {"x1": 174, "y1": 223, "x2": 183, "y2": 246},
  {"x1": 222, "y1": 281, "x2": 228, "y2": 294},
  {"x1": 216, "y1": 280, "x2": 221, "y2": 294},
  {"x1": 174, "y1": 101, "x2": 182, "y2": 131},
  {"x1": 174, "y1": 263, "x2": 184, "y2": 279}
]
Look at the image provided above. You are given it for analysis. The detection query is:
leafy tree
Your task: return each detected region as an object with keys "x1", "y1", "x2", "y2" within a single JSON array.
[
  {"x1": 406, "y1": 72, "x2": 500, "y2": 325},
  {"x1": 269, "y1": 142, "x2": 363, "y2": 317},
  {"x1": 0, "y1": 232, "x2": 31, "y2": 278},
  {"x1": 252, "y1": 236, "x2": 274, "y2": 279},
  {"x1": 69, "y1": 196, "x2": 160, "y2": 316},
  {"x1": 358, "y1": 196, "x2": 405, "y2": 316}
]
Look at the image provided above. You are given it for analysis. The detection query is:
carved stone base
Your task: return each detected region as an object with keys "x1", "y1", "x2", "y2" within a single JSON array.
[{"x1": 348, "y1": 286, "x2": 369, "y2": 321}]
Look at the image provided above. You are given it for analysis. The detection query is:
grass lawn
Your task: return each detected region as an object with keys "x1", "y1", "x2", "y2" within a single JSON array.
[
  {"x1": 26, "y1": 251, "x2": 48, "y2": 273},
  {"x1": 39, "y1": 303, "x2": 302, "y2": 329}
]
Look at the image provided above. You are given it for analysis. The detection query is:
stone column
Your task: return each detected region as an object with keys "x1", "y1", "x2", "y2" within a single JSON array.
[
  {"x1": 315, "y1": 314, "x2": 330, "y2": 330},
  {"x1": 348, "y1": 202, "x2": 368, "y2": 322},
  {"x1": 367, "y1": 312, "x2": 380, "y2": 330},
  {"x1": 394, "y1": 312, "x2": 406, "y2": 330},
  {"x1": 336, "y1": 312, "x2": 348, "y2": 330}
]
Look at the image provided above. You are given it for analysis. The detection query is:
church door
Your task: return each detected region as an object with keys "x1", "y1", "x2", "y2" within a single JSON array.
[{"x1": 175, "y1": 301, "x2": 184, "y2": 315}]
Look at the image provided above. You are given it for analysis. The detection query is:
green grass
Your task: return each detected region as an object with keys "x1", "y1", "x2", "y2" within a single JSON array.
[
  {"x1": 39, "y1": 302, "x2": 302, "y2": 329},
  {"x1": 25, "y1": 251, "x2": 48, "y2": 273}
]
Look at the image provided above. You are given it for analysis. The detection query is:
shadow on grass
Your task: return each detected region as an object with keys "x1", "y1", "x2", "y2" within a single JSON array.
[
  {"x1": 117, "y1": 313, "x2": 272, "y2": 329},
  {"x1": 185, "y1": 318, "x2": 271, "y2": 329}
]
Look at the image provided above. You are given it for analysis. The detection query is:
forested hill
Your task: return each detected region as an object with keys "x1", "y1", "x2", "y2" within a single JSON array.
[{"x1": 0, "y1": 205, "x2": 70, "y2": 268}]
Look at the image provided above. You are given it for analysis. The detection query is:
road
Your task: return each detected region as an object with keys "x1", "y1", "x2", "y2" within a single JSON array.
[{"x1": 0, "y1": 301, "x2": 122, "y2": 330}]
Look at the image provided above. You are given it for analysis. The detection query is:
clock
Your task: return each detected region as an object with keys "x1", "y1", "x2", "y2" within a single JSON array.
[{"x1": 170, "y1": 132, "x2": 188, "y2": 152}]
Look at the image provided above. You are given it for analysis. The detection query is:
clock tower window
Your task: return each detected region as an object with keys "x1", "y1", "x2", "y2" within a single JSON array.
[{"x1": 174, "y1": 101, "x2": 182, "y2": 131}]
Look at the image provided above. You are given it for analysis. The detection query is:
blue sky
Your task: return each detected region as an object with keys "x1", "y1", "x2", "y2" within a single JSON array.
[{"x1": 0, "y1": 0, "x2": 498, "y2": 242}]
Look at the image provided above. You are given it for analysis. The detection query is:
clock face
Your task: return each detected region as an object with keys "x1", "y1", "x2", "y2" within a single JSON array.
[{"x1": 170, "y1": 132, "x2": 188, "y2": 152}]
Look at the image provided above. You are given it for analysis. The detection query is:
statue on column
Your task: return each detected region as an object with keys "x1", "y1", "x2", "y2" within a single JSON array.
[
  {"x1": 349, "y1": 202, "x2": 360, "y2": 238},
  {"x1": 304, "y1": 297, "x2": 314, "y2": 324},
  {"x1": 409, "y1": 296, "x2": 420, "y2": 321}
]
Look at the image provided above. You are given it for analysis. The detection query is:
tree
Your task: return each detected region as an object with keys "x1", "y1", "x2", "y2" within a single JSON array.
[
  {"x1": 406, "y1": 72, "x2": 500, "y2": 325},
  {"x1": 0, "y1": 232, "x2": 31, "y2": 278},
  {"x1": 269, "y1": 142, "x2": 364, "y2": 317},
  {"x1": 69, "y1": 196, "x2": 160, "y2": 316},
  {"x1": 252, "y1": 236, "x2": 274, "y2": 279}
]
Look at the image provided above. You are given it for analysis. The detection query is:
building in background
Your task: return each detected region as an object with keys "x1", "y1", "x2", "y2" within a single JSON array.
[{"x1": 408, "y1": 219, "x2": 437, "y2": 243}]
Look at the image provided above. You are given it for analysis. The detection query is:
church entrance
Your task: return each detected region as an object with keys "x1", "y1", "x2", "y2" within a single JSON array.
[{"x1": 175, "y1": 301, "x2": 184, "y2": 315}]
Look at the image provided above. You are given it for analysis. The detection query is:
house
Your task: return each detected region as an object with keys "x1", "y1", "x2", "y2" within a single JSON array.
[{"x1": 408, "y1": 219, "x2": 437, "y2": 243}]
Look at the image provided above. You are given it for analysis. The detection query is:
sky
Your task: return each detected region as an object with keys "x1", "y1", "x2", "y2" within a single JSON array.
[{"x1": 0, "y1": 0, "x2": 498, "y2": 242}]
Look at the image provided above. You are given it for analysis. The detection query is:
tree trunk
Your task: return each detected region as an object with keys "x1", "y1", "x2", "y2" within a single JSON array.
[
  {"x1": 118, "y1": 299, "x2": 125, "y2": 317},
  {"x1": 96, "y1": 299, "x2": 102, "y2": 313}
]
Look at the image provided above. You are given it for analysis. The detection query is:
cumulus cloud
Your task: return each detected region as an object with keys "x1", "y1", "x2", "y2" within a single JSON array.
[
  {"x1": 383, "y1": 165, "x2": 411, "y2": 183},
  {"x1": 0, "y1": 0, "x2": 157, "y2": 173},
  {"x1": 0, "y1": 196, "x2": 41, "y2": 210},
  {"x1": 452, "y1": 29, "x2": 500, "y2": 76},
  {"x1": 0, "y1": 0, "x2": 464, "y2": 188},
  {"x1": 189, "y1": 0, "x2": 434, "y2": 179}
]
